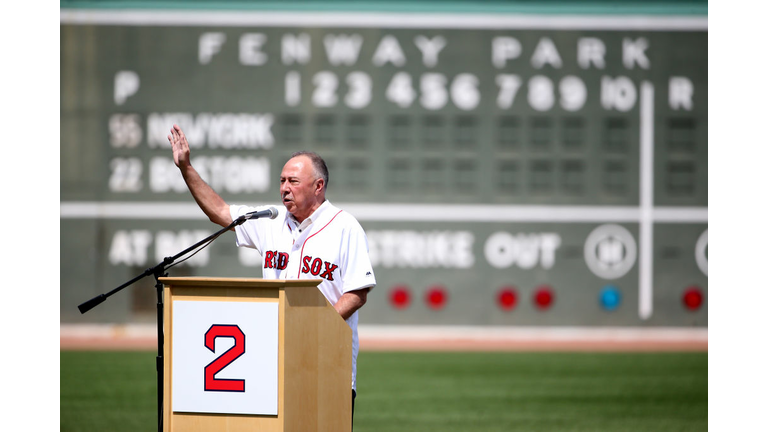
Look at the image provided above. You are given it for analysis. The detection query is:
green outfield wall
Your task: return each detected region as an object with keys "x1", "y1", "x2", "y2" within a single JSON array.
[{"x1": 60, "y1": 1, "x2": 707, "y2": 326}]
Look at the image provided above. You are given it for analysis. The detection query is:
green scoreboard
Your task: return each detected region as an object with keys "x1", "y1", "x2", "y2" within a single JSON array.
[{"x1": 60, "y1": 9, "x2": 707, "y2": 326}]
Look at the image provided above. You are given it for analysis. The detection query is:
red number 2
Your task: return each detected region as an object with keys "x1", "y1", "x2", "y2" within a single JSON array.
[{"x1": 204, "y1": 325, "x2": 246, "y2": 392}]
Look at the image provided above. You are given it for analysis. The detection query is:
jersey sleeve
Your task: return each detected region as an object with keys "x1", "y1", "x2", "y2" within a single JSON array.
[
  {"x1": 340, "y1": 216, "x2": 377, "y2": 293},
  {"x1": 229, "y1": 204, "x2": 272, "y2": 254}
]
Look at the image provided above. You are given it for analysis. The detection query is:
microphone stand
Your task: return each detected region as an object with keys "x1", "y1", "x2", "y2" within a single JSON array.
[{"x1": 77, "y1": 213, "x2": 257, "y2": 432}]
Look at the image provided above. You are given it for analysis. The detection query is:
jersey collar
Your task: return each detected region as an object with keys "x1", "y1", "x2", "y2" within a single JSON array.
[{"x1": 287, "y1": 199, "x2": 331, "y2": 233}]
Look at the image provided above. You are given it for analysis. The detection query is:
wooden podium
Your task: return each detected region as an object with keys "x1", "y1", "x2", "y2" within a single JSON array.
[{"x1": 160, "y1": 277, "x2": 352, "y2": 432}]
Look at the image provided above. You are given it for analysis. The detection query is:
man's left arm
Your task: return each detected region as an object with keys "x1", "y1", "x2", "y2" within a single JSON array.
[
  {"x1": 334, "y1": 288, "x2": 370, "y2": 321},
  {"x1": 336, "y1": 217, "x2": 376, "y2": 320}
]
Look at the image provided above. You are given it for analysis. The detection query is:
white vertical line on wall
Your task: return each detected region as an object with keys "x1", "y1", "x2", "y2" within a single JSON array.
[{"x1": 639, "y1": 81, "x2": 655, "y2": 320}]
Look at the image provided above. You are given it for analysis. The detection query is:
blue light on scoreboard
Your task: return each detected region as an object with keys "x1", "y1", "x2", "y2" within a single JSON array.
[{"x1": 600, "y1": 285, "x2": 622, "y2": 311}]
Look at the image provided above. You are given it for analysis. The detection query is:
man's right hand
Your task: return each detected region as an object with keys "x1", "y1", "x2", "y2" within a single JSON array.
[
  {"x1": 165, "y1": 123, "x2": 233, "y2": 228},
  {"x1": 168, "y1": 124, "x2": 191, "y2": 169}
]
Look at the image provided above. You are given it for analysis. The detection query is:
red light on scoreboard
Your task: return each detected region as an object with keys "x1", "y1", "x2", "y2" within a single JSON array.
[
  {"x1": 425, "y1": 286, "x2": 448, "y2": 310},
  {"x1": 497, "y1": 287, "x2": 518, "y2": 311},
  {"x1": 682, "y1": 286, "x2": 704, "y2": 310},
  {"x1": 534, "y1": 286, "x2": 554, "y2": 310},
  {"x1": 389, "y1": 286, "x2": 411, "y2": 309}
]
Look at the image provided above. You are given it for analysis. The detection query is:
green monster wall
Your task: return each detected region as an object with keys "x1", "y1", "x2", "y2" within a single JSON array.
[{"x1": 61, "y1": 2, "x2": 707, "y2": 326}]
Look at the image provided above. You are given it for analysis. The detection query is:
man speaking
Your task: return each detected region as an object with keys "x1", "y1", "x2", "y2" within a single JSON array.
[{"x1": 168, "y1": 124, "x2": 376, "y2": 425}]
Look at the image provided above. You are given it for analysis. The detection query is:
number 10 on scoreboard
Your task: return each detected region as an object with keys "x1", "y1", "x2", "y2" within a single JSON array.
[{"x1": 172, "y1": 301, "x2": 279, "y2": 416}]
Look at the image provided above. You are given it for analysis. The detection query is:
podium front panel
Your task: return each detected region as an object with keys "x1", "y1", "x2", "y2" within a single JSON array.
[{"x1": 171, "y1": 300, "x2": 279, "y2": 415}]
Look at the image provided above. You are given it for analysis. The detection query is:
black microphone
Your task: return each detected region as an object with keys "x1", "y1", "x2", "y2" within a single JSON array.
[{"x1": 242, "y1": 206, "x2": 279, "y2": 221}]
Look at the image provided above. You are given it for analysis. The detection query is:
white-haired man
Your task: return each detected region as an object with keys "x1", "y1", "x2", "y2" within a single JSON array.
[{"x1": 168, "y1": 124, "x2": 375, "y2": 427}]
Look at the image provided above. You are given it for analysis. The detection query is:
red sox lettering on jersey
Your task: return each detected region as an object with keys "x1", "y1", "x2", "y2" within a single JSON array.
[
  {"x1": 265, "y1": 250, "x2": 339, "y2": 281},
  {"x1": 301, "y1": 256, "x2": 339, "y2": 281},
  {"x1": 263, "y1": 250, "x2": 289, "y2": 270}
]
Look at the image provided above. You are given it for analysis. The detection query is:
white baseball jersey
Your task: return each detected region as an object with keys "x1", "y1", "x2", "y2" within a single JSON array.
[{"x1": 229, "y1": 200, "x2": 376, "y2": 390}]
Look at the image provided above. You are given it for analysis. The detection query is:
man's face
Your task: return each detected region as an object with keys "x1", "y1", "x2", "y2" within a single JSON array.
[{"x1": 280, "y1": 156, "x2": 321, "y2": 222}]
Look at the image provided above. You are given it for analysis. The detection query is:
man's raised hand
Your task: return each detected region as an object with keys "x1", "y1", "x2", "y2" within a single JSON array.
[{"x1": 168, "y1": 124, "x2": 191, "y2": 169}]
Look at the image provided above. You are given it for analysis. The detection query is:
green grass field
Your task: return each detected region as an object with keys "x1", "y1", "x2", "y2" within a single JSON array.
[{"x1": 60, "y1": 350, "x2": 707, "y2": 431}]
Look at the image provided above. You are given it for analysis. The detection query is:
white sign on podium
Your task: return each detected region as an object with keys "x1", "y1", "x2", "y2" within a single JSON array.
[{"x1": 171, "y1": 300, "x2": 279, "y2": 415}]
